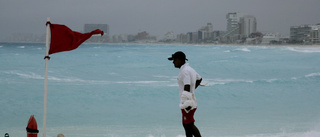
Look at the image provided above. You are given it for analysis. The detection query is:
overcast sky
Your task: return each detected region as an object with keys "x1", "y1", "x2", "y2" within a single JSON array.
[{"x1": 0, "y1": 0, "x2": 319, "y2": 40}]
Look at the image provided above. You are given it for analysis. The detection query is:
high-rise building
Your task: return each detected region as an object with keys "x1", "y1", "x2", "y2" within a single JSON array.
[
  {"x1": 226, "y1": 12, "x2": 245, "y2": 32},
  {"x1": 240, "y1": 15, "x2": 257, "y2": 37},
  {"x1": 310, "y1": 26, "x2": 320, "y2": 44},
  {"x1": 290, "y1": 25, "x2": 311, "y2": 42},
  {"x1": 291, "y1": 24, "x2": 320, "y2": 44},
  {"x1": 198, "y1": 23, "x2": 214, "y2": 41},
  {"x1": 223, "y1": 12, "x2": 257, "y2": 43}
]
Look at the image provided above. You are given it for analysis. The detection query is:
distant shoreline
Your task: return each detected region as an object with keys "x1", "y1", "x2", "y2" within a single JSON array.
[
  {"x1": 98, "y1": 42, "x2": 320, "y2": 47},
  {"x1": 1, "y1": 41, "x2": 320, "y2": 47}
]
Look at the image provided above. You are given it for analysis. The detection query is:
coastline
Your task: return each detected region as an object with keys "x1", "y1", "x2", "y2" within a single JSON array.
[
  {"x1": 1, "y1": 41, "x2": 320, "y2": 47},
  {"x1": 103, "y1": 42, "x2": 320, "y2": 47}
]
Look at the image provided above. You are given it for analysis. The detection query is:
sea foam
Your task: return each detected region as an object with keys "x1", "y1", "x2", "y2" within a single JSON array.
[{"x1": 287, "y1": 47, "x2": 320, "y2": 53}]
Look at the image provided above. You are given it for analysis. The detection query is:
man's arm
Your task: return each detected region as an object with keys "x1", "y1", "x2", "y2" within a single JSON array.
[
  {"x1": 183, "y1": 85, "x2": 191, "y2": 111},
  {"x1": 184, "y1": 85, "x2": 190, "y2": 92},
  {"x1": 195, "y1": 78, "x2": 202, "y2": 89},
  {"x1": 184, "y1": 78, "x2": 202, "y2": 91}
]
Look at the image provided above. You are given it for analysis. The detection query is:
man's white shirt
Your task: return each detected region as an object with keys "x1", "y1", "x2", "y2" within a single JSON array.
[{"x1": 177, "y1": 63, "x2": 201, "y2": 109}]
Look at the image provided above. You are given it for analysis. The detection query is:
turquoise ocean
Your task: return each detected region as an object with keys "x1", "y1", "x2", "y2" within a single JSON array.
[{"x1": 1, "y1": 43, "x2": 320, "y2": 137}]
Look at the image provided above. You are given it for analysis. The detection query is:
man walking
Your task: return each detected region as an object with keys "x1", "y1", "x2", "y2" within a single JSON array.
[{"x1": 168, "y1": 51, "x2": 202, "y2": 137}]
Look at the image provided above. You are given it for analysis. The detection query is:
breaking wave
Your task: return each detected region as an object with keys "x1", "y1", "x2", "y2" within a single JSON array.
[
  {"x1": 4, "y1": 71, "x2": 43, "y2": 80},
  {"x1": 224, "y1": 47, "x2": 251, "y2": 53},
  {"x1": 305, "y1": 72, "x2": 320, "y2": 77},
  {"x1": 204, "y1": 72, "x2": 320, "y2": 86},
  {"x1": 235, "y1": 47, "x2": 251, "y2": 52},
  {"x1": 4, "y1": 71, "x2": 319, "y2": 86},
  {"x1": 287, "y1": 47, "x2": 320, "y2": 53}
]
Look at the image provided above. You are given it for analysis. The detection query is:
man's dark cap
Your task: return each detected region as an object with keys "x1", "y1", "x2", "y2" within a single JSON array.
[{"x1": 168, "y1": 51, "x2": 188, "y2": 61}]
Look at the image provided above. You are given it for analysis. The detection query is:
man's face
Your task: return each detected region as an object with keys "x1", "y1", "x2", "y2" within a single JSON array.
[{"x1": 173, "y1": 58, "x2": 182, "y2": 68}]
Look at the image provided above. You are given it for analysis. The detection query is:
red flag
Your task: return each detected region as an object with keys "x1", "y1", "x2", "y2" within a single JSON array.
[{"x1": 48, "y1": 23, "x2": 103, "y2": 55}]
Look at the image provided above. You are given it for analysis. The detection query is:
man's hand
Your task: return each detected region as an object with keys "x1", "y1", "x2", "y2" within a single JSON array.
[
  {"x1": 195, "y1": 78, "x2": 202, "y2": 89},
  {"x1": 185, "y1": 106, "x2": 192, "y2": 111}
]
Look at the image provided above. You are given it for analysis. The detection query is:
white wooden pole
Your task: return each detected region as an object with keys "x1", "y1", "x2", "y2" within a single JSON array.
[{"x1": 43, "y1": 17, "x2": 50, "y2": 137}]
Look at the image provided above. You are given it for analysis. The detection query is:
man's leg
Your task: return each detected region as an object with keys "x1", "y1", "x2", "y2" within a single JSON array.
[
  {"x1": 191, "y1": 122, "x2": 201, "y2": 137},
  {"x1": 183, "y1": 122, "x2": 201, "y2": 137},
  {"x1": 181, "y1": 108, "x2": 201, "y2": 137},
  {"x1": 183, "y1": 123, "x2": 193, "y2": 137}
]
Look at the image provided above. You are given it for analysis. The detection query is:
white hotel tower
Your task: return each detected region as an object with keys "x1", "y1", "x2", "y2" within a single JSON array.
[{"x1": 223, "y1": 12, "x2": 257, "y2": 42}]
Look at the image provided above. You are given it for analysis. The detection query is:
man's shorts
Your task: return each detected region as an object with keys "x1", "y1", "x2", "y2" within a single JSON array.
[{"x1": 181, "y1": 108, "x2": 197, "y2": 124}]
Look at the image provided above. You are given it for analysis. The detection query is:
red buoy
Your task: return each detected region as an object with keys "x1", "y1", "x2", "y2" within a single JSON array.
[{"x1": 26, "y1": 115, "x2": 39, "y2": 137}]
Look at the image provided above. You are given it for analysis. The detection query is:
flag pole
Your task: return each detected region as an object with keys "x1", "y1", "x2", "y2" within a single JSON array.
[{"x1": 43, "y1": 17, "x2": 50, "y2": 137}]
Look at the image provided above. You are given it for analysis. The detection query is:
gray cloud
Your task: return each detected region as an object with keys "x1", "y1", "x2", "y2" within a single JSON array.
[{"x1": 0, "y1": 0, "x2": 319, "y2": 40}]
